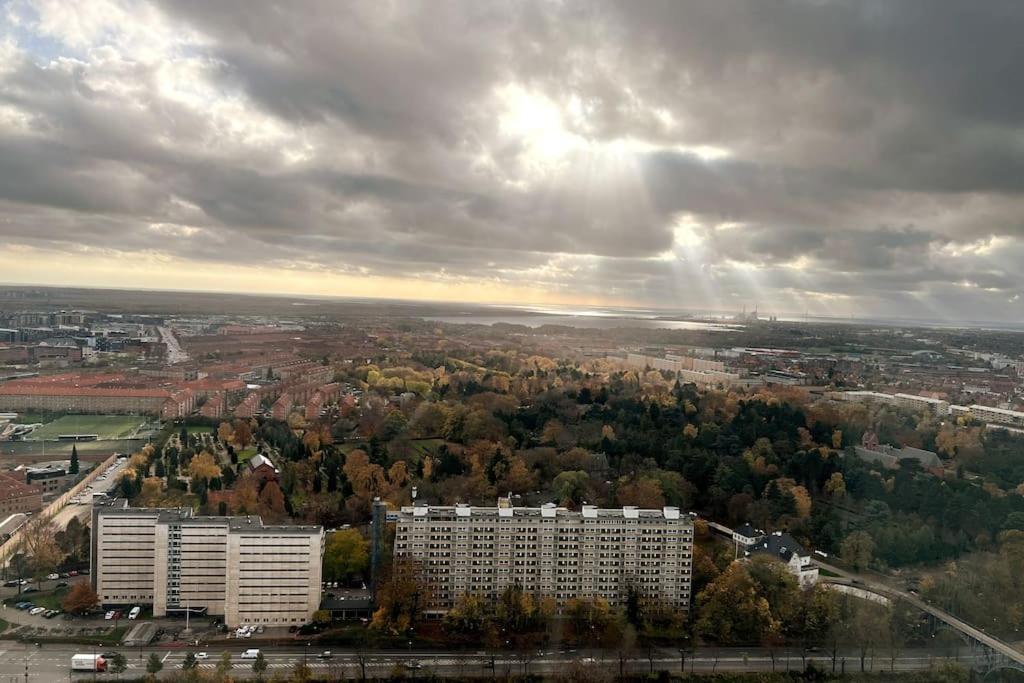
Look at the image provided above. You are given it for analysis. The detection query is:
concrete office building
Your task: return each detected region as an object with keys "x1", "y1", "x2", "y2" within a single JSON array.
[
  {"x1": 392, "y1": 498, "x2": 694, "y2": 616},
  {"x1": 92, "y1": 502, "x2": 324, "y2": 627}
]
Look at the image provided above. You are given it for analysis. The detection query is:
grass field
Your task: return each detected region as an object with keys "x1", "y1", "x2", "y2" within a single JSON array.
[
  {"x1": 27, "y1": 586, "x2": 69, "y2": 610},
  {"x1": 0, "y1": 438, "x2": 144, "y2": 460},
  {"x1": 237, "y1": 447, "x2": 258, "y2": 462},
  {"x1": 29, "y1": 415, "x2": 146, "y2": 441},
  {"x1": 186, "y1": 425, "x2": 216, "y2": 435}
]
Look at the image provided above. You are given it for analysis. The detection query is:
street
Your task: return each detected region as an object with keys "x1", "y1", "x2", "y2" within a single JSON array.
[{"x1": 0, "y1": 643, "x2": 983, "y2": 681}]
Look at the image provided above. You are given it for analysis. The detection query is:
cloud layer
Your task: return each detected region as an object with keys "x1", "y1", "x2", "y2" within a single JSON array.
[{"x1": 2, "y1": 0, "x2": 1024, "y2": 320}]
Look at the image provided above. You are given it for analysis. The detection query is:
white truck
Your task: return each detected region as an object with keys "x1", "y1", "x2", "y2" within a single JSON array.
[{"x1": 71, "y1": 654, "x2": 106, "y2": 672}]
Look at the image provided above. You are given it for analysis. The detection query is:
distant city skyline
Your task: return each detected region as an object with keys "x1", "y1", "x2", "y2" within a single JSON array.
[{"x1": 2, "y1": 2, "x2": 1024, "y2": 322}]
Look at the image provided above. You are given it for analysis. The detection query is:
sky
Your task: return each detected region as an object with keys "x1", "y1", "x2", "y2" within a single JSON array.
[{"x1": 1, "y1": 1, "x2": 1024, "y2": 321}]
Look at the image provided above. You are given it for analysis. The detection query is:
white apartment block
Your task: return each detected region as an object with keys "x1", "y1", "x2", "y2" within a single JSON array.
[
  {"x1": 830, "y1": 391, "x2": 950, "y2": 416},
  {"x1": 954, "y1": 404, "x2": 1024, "y2": 428},
  {"x1": 624, "y1": 353, "x2": 741, "y2": 388},
  {"x1": 392, "y1": 500, "x2": 694, "y2": 615},
  {"x1": 92, "y1": 502, "x2": 324, "y2": 627}
]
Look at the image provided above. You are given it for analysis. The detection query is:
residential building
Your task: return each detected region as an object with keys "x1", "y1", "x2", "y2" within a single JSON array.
[
  {"x1": 893, "y1": 393, "x2": 950, "y2": 416},
  {"x1": 956, "y1": 404, "x2": 1024, "y2": 428},
  {"x1": 735, "y1": 527, "x2": 819, "y2": 588},
  {"x1": 92, "y1": 502, "x2": 324, "y2": 627},
  {"x1": 623, "y1": 353, "x2": 742, "y2": 388},
  {"x1": 392, "y1": 498, "x2": 694, "y2": 615},
  {"x1": 24, "y1": 464, "x2": 74, "y2": 496},
  {"x1": 0, "y1": 473, "x2": 43, "y2": 516}
]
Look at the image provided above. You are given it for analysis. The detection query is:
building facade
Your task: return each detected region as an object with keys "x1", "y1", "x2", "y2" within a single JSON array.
[
  {"x1": 91, "y1": 502, "x2": 324, "y2": 627},
  {"x1": 392, "y1": 500, "x2": 694, "y2": 615},
  {"x1": 0, "y1": 473, "x2": 43, "y2": 516}
]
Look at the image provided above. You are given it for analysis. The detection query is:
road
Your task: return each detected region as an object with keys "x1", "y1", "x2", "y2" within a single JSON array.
[
  {"x1": 817, "y1": 560, "x2": 1024, "y2": 668},
  {"x1": 47, "y1": 458, "x2": 129, "y2": 533},
  {"x1": 0, "y1": 643, "x2": 983, "y2": 681},
  {"x1": 158, "y1": 326, "x2": 188, "y2": 365}
]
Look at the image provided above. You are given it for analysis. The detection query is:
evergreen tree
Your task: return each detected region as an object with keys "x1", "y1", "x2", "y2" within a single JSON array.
[{"x1": 69, "y1": 445, "x2": 79, "y2": 474}]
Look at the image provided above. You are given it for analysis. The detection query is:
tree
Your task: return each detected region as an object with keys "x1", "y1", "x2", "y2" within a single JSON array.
[
  {"x1": 233, "y1": 418, "x2": 254, "y2": 448},
  {"x1": 444, "y1": 593, "x2": 490, "y2": 636},
  {"x1": 69, "y1": 444, "x2": 80, "y2": 474},
  {"x1": 377, "y1": 410, "x2": 409, "y2": 440},
  {"x1": 189, "y1": 451, "x2": 222, "y2": 481},
  {"x1": 257, "y1": 480, "x2": 287, "y2": 519},
  {"x1": 323, "y1": 528, "x2": 370, "y2": 584},
  {"x1": 146, "y1": 653, "x2": 163, "y2": 680},
  {"x1": 183, "y1": 652, "x2": 197, "y2": 670},
  {"x1": 253, "y1": 650, "x2": 268, "y2": 680},
  {"x1": 217, "y1": 421, "x2": 235, "y2": 444},
  {"x1": 790, "y1": 485, "x2": 812, "y2": 519},
  {"x1": 62, "y1": 582, "x2": 100, "y2": 614},
  {"x1": 553, "y1": 470, "x2": 590, "y2": 506},
  {"x1": 109, "y1": 652, "x2": 128, "y2": 678},
  {"x1": 696, "y1": 563, "x2": 779, "y2": 645},
  {"x1": 371, "y1": 559, "x2": 432, "y2": 634},
  {"x1": 616, "y1": 478, "x2": 666, "y2": 508},
  {"x1": 16, "y1": 516, "x2": 63, "y2": 586},
  {"x1": 216, "y1": 651, "x2": 233, "y2": 680},
  {"x1": 841, "y1": 531, "x2": 876, "y2": 572},
  {"x1": 825, "y1": 472, "x2": 847, "y2": 498},
  {"x1": 231, "y1": 476, "x2": 260, "y2": 514}
]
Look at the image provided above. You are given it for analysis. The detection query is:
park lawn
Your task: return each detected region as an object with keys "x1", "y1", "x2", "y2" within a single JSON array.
[
  {"x1": 236, "y1": 447, "x2": 258, "y2": 462},
  {"x1": 28, "y1": 586, "x2": 69, "y2": 610},
  {"x1": 186, "y1": 425, "x2": 215, "y2": 435},
  {"x1": 30, "y1": 415, "x2": 145, "y2": 441}
]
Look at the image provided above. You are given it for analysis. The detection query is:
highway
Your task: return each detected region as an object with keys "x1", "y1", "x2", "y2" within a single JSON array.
[{"x1": 0, "y1": 643, "x2": 983, "y2": 680}]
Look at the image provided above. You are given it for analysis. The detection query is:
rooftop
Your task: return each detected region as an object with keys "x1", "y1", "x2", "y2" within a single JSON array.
[
  {"x1": 95, "y1": 505, "x2": 322, "y2": 534},
  {"x1": 398, "y1": 500, "x2": 693, "y2": 522}
]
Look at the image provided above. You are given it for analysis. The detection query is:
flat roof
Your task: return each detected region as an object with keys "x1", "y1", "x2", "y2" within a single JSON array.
[
  {"x1": 397, "y1": 503, "x2": 693, "y2": 522},
  {"x1": 96, "y1": 506, "x2": 322, "y2": 534}
]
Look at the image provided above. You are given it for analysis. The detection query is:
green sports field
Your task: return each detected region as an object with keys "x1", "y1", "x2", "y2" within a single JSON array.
[{"x1": 28, "y1": 415, "x2": 147, "y2": 441}]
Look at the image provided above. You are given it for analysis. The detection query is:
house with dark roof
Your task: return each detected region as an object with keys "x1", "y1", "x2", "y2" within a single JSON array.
[{"x1": 736, "y1": 527, "x2": 819, "y2": 588}]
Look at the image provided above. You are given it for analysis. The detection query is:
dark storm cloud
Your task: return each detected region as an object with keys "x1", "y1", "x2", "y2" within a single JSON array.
[{"x1": 3, "y1": 0, "x2": 1024, "y2": 317}]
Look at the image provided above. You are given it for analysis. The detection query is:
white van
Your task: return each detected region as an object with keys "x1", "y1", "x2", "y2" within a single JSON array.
[
  {"x1": 128, "y1": 606, "x2": 141, "y2": 620},
  {"x1": 241, "y1": 649, "x2": 260, "y2": 659}
]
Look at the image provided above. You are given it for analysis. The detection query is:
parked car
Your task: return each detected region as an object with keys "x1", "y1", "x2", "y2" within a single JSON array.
[
  {"x1": 22, "y1": 587, "x2": 37, "y2": 594},
  {"x1": 46, "y1": 573, "x2": 59, "y2": 581},
  {"x1": 30, "y1": 607, "x2": 46, "y2": 615},
  {"x1": 128, "y1": 606, "x2": 142, "y2": 620},
  {"x1": 3, "y1": 579, "x2": 20, "y2": 587},
  {"x1": 55, "y1": 581, "x2": 68, "y2": 588},
  {"x1": 104, "y1": 611, "x2": 116, "y2": 620}
]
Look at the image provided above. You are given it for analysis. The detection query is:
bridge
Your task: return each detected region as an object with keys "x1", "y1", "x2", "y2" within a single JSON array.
[{"x1": 704, "y1": 517, "x2": 1024, "y2": 675}]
